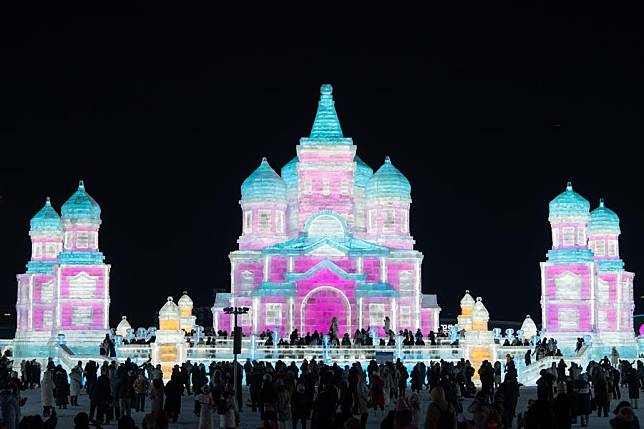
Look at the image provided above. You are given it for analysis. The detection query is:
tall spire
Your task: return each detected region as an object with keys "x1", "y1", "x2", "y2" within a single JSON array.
[{"x1": 310, "y1": 84, "x2": 344, "y2": 140}]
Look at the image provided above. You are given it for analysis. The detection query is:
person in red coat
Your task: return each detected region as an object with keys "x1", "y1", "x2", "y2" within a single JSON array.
[{"x1": 371, "y1": 373, "x2": 385, "y2": 416}]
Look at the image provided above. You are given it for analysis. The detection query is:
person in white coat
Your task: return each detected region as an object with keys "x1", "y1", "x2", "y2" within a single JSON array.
[
  {"x1": 41, "y1": 363, "x2": 55, "y2": 416},
  {"x1": 196, "y1": 385, "x2": 213, "y2": 429},
  {"x1": 70, "y1": 366, "x2": 83, "y2": 406}
]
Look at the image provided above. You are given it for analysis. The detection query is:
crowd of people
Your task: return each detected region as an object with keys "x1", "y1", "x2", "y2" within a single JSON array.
[
  {"x1": 2, "y1": 345, "x2": 644, "y2": 429},
  {"x1": 527, "y1": 354, "x2": 642, "y2": 428}
]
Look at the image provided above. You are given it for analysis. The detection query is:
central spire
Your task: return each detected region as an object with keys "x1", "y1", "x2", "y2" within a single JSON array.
[{"x1": 309, "y1": 83, "x2": 344, "y2": 140}]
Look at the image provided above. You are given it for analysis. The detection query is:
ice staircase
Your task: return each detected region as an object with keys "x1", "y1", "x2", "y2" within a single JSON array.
[{"x1": 518, "y1": 345, "x2": 591, "y2": 386}]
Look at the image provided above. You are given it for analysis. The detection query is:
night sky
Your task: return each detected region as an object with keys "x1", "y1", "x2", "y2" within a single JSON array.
[{"x1": 1, "y1": 7, "x2": 644, "y2": 328}]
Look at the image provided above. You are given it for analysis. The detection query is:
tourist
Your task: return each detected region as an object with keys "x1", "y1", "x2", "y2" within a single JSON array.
[
  {"x1": 133, "y1": 371, "x2": 149, "y2": 413},
  {"x1": 396, "y1": 361, "x2": 409, "y2": 398},
  {"x1": 493, "y1": 362, "x2": 502, "y2": 391},
  {"x1": 89, "y1": 368, "x2": 111, "y2": 425},
  {"x1": 218, "y1": 389, "x2": 238, "y2": 429},
  {"x1": 260, "y1": 373, "x2": 277, "y2": 426},
  {"x1": 196, "y1": 385, "x2": 212, "y2": 429},
  {"x1": 83, "y1": 361, "x2": 97, "y2": 393},
  {"x1": 424, "y1": 386, "x2": 456, "y2": 429},
  {"x1": 149, "y1": 378, "x2": 164, "y2": 415},
  {"x1": 610, "y1": 401, "x2": 639, "y2": 429},
  {"x1": 594, "y1": 368, "x2": 612, "y2": 418},
  {"x1": 164, "y1": 372, "x2": 183, "y2": 423},
  {"x1": 370, "y1": 372, "x2": 385, "y2": 416},
  {"x1": 354, "y1": 374, "x2": 369, "y2": 429},
  {"x1": 611, "y1": 347, "x2": 621, "y2": 368},
  {"x1": 117, "y1": 372, "x2": 134, "y2": 418},
  {"x1": 277, "y1": 380, "x2": 292, "y2": 429},
  {"x1": 467, "y1": 391, "x2": 489, "y2": 429},
  {"x1": 552, "y1": 385, "x2": 573, "y2": 429},
  {"x1": 293, "y1": 382, "x2": 313, "y2": 429},
  {"x1": 73, "y1": 411, "x2": 90, "y2": 429},
  {"x1": 536, "y1": 369, "x2": 555, "y2": 402},
  {"x1": 67, "y1": 366, "x2": 81, "y2": 407},
  {"x1": 625, "y1": 367, "x2": 641, "y2": 409},
  {"x1": 40, "y1": 362, "x2": 55, "y2": 417},
  {"x1": 498, "y1": 374, "x2": 519, "y2": 428}
]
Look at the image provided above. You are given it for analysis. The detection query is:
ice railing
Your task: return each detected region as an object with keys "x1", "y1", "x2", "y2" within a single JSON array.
[{"x1": 116, "y1": 337, "x2": 466, "y2": 365}]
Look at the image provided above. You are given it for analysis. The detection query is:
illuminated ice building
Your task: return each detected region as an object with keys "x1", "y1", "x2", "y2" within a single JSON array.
[
  {"x1": 14, "y1": 181, "x2": 110, "y2": 357},
  {"x1": 213, "y1": 84, "x2": 440, "y2": 337},
  {"x1": 541, "y1": 182, "x2": 637, "y2": 357}
]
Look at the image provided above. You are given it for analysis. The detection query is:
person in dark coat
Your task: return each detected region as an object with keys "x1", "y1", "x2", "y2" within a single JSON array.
[
  {"x1": 537, "y1": 369, "x2": 556, "y2": 402},
  {"x1": 164, "y1": 373, "x2": 184, "y2": 422},
  {"x1": 499, "y1": 374, "x2": 520, "y2": 429},
  {"x1": 594, "y1": 370, "x2": 611, "y2": 418},
  {"x1": 610, "y1": 401, "x2": 640, "y2": 429},
  {"x1": 572, "y1": 375, "x2": 592, "y2": 427},
  {"x1": 89, "y1": 369, "x2": 111, "y2": 425},
  {"x1": 625, "y1": 368, "x2": 641, "y2": 409},
  {"x1": 525, "y1": 399, "x2": 556, "y2": 429},
  {"x1": 292, "y1": 382, "x2": 313, "y2": 429},
  {"x1": 53, "y1": 365, "x2": 70, "y2": 409},
  {"x1": 553, "y1": 388, "x2": 573, "y2": 429}
]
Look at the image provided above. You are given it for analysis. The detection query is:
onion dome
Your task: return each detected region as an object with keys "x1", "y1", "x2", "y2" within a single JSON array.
[
  {"x1": 159, "y1": 296, "x2": 180, "y2": 319},
  {"x1": 116, "y1": 316, "x2": 132, "y2": 337},
  {"x1": 588, "y1": 199, "x2": 620, "y2": 235},
  {"x1": 241, "y1": 157, "x2": 287, "y2": 202},
  {"x1": 549, "y1": 182, "x2": 590, "y2": 219},
  {"x1": 30, "y1": 197, "x2": 62, "y2": 232},
  {"x1": 178, "y1": 291, "x2": 193, "y2": 308},
  {"x1": 520, "y1": 315, "x2": 538, "y2": 339},
  {"x1": 366, "y1": 156, "x2": 411, "y2": 200},
  {"x1": 61, "y1": 180, "x2": 101, "y2": 221},
  {"x1": 460, "y1": 290, "x2": 475, "y2": 308},
  {"x1": 472, "y1": 297, "x2": 489, "y2": 320},
  {"x1": 354, "y1": 155, "x2": 373, "y2": 187},
  {"x1": 281, "y1": 156, "x2": 299, "y2": 188}
]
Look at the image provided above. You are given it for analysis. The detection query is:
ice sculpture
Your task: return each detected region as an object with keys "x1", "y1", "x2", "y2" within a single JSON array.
[
  {"x1": 457, "y1": 290, "x2": 475, "y2": 331},
  {"x1": 520, "y1": 315, "x2": 538, "y2": 341},
  {"x1": 14, "y1": 181, "x2": 111, "y2": 358},
  {"x1": 116, "y1": 316, "x2": 132, "y2": 338},
  {"x1": 178, "y1": 291, "x2": 196, "y2": 333},
  {"x1": 151, "y1": 297, "x2": 187, "y2": 379},
  {"x1": 541, "y1": 183, "x2": 636, "y2": 357},
  {"x1": 213, "y1": 84, "x2": 441, "y2": 336}
]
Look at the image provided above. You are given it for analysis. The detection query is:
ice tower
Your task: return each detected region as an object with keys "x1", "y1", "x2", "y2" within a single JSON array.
[
  {"x1": 14, "y1": 181, "x2": 111, "y2": 357},
  {"x1": 213, "y1": 84, "x2": 441, "y2": 336},
  {"x1": 540, "y1": 183, "x2": 636, "y2": 356}
]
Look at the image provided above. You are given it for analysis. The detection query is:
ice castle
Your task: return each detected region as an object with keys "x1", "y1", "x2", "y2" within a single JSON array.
[
  {"x1": 541, "y1": 183, "x2": 637, "y2": 357},
  {"x1": 212, "y1": 84, "x2": 441, "y2": 336},
  {"x1": 14, "y1": 181, "x2": 110, "y2": 357}
]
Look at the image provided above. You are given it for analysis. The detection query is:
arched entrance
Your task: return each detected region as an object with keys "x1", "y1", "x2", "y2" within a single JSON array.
[{"x1": 300, "y1": 286, "x2": 351, "y2": 336}]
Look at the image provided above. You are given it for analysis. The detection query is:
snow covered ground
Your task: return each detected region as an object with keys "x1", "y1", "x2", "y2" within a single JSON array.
[{"x1": 13, "y1": 384, "x2": 642, "y2": 428}]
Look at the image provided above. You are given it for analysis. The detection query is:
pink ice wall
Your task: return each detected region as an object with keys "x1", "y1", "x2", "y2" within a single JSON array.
[
  {"x1": 59, "y1": 304, "x2": 105, "y2": 330},
  {"x1": 58, "y1": 266, "x2": 107, "y2": 298}
]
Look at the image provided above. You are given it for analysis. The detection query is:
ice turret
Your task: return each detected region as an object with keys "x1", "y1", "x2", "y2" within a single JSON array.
[
  {"x1": 178, "y1": 291, "x2": 196, "y2": 333},
  {"x1": 471, "y1": 297, "x2": 489, "y2": 331},
  {"x1": 116, "y1": 316, "x2": 132, "y2": 338},
  {"x1": 520, "y1": 315, "x2": 538, "y2": 341}
]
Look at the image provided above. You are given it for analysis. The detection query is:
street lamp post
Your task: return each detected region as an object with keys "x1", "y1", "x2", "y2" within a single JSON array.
[{"x1": 223, "y1": 306, "x2": 249, "y2": 404}]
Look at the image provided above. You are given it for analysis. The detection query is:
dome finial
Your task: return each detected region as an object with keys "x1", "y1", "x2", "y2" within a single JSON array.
[
  {"x1": 320, "y1": 83, "x2": 333, "y2": 95},
  {"x1": 599, "y1": 198, "x2": 605, "y2": 207},
  {"x1": 45, "y1": 196, "x2": 51, "y2": 205},
  {"x1": 78, "y1": 180, "x2": 85, "y2": 190},
  {"x1": 385, "y1": 156, "x2": 391, "y2": 163},
  {"x1": 566, "y1": 181, "x2": 572, "y2": 191}
]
